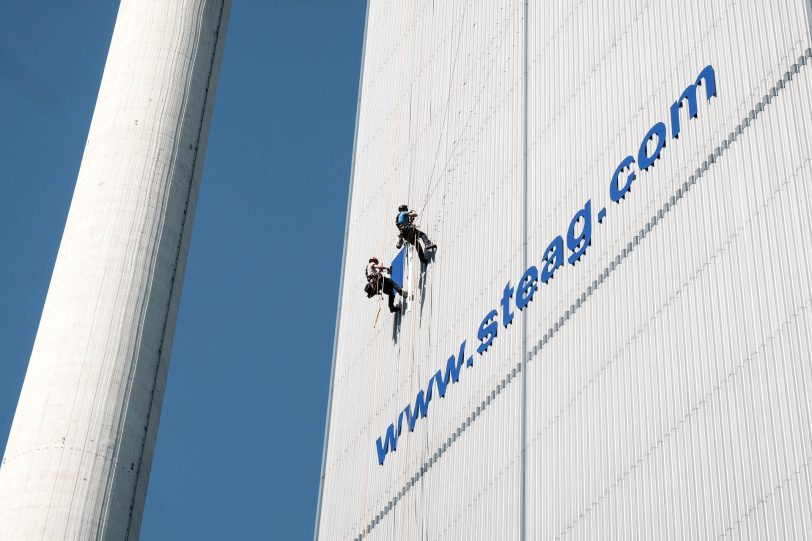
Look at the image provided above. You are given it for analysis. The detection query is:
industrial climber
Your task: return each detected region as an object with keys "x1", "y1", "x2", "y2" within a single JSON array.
[
  {"x1": 394, "y1": 204, "x2": 436, "y2": 262},
  {"x1": 365, "y1": 257, "x2": 406, "y2": 313}
]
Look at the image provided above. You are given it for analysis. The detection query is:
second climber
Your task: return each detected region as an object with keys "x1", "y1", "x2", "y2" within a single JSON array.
[
  {"x1": 365, "y1": 257, "x2": 407, "y2": 313},
  {"x1": 394, "y1": 204, "x2": 437, "y2": 261}
]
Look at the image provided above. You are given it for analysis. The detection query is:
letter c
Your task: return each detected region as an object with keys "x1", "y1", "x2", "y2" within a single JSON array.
[{"x1": 610, "y1": 155, "x2": 636, "y2": 203}]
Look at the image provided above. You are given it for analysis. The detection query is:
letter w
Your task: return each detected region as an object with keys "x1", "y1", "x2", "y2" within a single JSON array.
[
  {"x1": 376, "y1": 412, "x2": 403, "y2": 465},
  {"x1": 404, "y1": 387, "x2": 432, "y2": 432},
  {"x1": 434, "y1": 340, "x2": 468, "y2": 399}
]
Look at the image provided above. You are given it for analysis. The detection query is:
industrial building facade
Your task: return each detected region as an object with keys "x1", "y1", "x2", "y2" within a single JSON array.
[{"x1": 317, "y1": 1, "x2": 812, "y2": 539}]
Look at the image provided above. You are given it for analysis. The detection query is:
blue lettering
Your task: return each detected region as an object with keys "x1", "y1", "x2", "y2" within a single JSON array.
[
  {"x1": 637, "y1": 122, "x2": 667, "y2": 170},
  {"x1": 501, "y1": 282, "x2": 515, "y2": 327},
  {"x1": 610, "y1": 156, "x2": 636, "y2": 202},
  {"x1": 404, "y1": 389, "x2": 432, "y2": 432},
  {"x1": 435, "y1": 341, "x2": 468, "y2": 397},
  {"x1": 375, "y1": 66, "x2": 721, "y2": 467},
  {"x1": 516, "y1": 266, "x2": 538, "y2": 310},
  {"x1": 540, "y1": 235, "x2": 564, "y2": 283},
  {"x1": 567, "y1": 200, "x2": 593, "y2": 265},
  {"x1": 375, "y1": 412, "x2": 403, "y2": 465},
  {"x1": 477, "y1": 310, "x2": 499, "y2": 354},
  {"x1": 670, "y1": 64, "x2": 717, "y2": 139}
]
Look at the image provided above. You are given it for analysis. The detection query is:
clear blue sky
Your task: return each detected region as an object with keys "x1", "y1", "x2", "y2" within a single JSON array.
[{"x1": 0, "y1": 2, "x2": 366, "y2": 538}]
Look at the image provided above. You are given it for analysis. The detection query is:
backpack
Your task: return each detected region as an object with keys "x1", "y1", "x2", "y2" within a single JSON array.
[
  {"x1": 364, "y1": 273, "x2": 381, "y2": 298},
  {"x1": 364, "y1": 280, "x2": 377, "y2": 298}
]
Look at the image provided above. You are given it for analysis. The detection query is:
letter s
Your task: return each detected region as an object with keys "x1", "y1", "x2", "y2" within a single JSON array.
[{"x1": 477, "y1": 309, "x2": 498, "y2": 355}]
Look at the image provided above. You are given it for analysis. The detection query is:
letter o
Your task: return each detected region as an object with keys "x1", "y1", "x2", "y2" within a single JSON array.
[{"x1": 637, "y1": 121, "x2": 667, "y2": 170}]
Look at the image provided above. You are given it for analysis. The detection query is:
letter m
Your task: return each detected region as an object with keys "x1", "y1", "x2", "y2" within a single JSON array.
[
  {"x1": 375, "y1": 412, "x2": 403, "y2": 466},
  {"x1": 434, "y1": 341, "x2": 468, "y2": 399},
  {"x1": 670, "y1": 65, "x2": 717, "y2": 139}
]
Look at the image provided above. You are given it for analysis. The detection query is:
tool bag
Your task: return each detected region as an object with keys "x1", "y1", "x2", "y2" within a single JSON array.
[{"x1": 364, "y1": 274, "x2": 381, "y2": 298}]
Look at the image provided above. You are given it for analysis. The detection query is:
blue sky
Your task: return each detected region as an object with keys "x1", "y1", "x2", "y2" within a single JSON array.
[{"x1": 0, "y1": 2, "x2": 366, "y2": 538}]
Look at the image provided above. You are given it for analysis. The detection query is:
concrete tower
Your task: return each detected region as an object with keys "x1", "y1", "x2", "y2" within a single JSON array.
[{"x1": 0, "y1": 1, "x2": 230, "y2": 538}]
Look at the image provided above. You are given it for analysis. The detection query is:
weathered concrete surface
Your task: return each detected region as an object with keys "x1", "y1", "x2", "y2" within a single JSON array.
[{"x1": 0, "y1": 1, "x2": 230, "y2": 538}]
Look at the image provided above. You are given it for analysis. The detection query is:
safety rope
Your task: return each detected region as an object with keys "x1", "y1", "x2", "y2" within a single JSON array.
[
  {"x1": 416, "y1": 1, "x2": 514, "y2": 218},
  {"x1": 373, "y1": 304, "x2": 381, "y2": 329},
  {"x1": 358, "y1": 3, "x2": 477, "y2": 534},
  {"x1": 417, "y1": 0, "x2": 471, "y2": 218}
]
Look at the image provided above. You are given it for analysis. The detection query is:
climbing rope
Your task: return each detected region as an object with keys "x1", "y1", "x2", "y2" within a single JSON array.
[
  {"x1": 416, "y1": 2, "x2": 515, "y2": 218},
  {"x1": 417, "y1": 1, "x2": 472, "y2": 217}
]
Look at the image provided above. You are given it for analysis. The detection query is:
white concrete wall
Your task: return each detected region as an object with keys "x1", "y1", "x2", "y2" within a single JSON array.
[
  {"x1": 0, "y1": 1, "x2": 230, "y2": 538},
  {"x1": 317, "y1": 1, "x2": 812, "y2": 539}
]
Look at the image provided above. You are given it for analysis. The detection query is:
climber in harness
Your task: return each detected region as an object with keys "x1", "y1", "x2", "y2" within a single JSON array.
[
  {"x1": 365, "y1": 257, "x2": 407, "y2": 313},
  {"x1": 394, "y1": 204, "x2": 436, "y2": 262}
]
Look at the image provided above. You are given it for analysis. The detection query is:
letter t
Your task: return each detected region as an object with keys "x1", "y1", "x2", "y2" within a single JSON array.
[{"x1": 501, "y1": 281, "x2": 514, "y2": 327}]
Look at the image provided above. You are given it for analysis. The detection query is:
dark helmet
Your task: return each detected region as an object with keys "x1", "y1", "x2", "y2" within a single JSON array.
[
  {"x1": 369, "y1": 256, "x2": 379, "y2": 263},
  {"x1": 398, "y1": 204, "x2": 408, "y2": 212}
]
